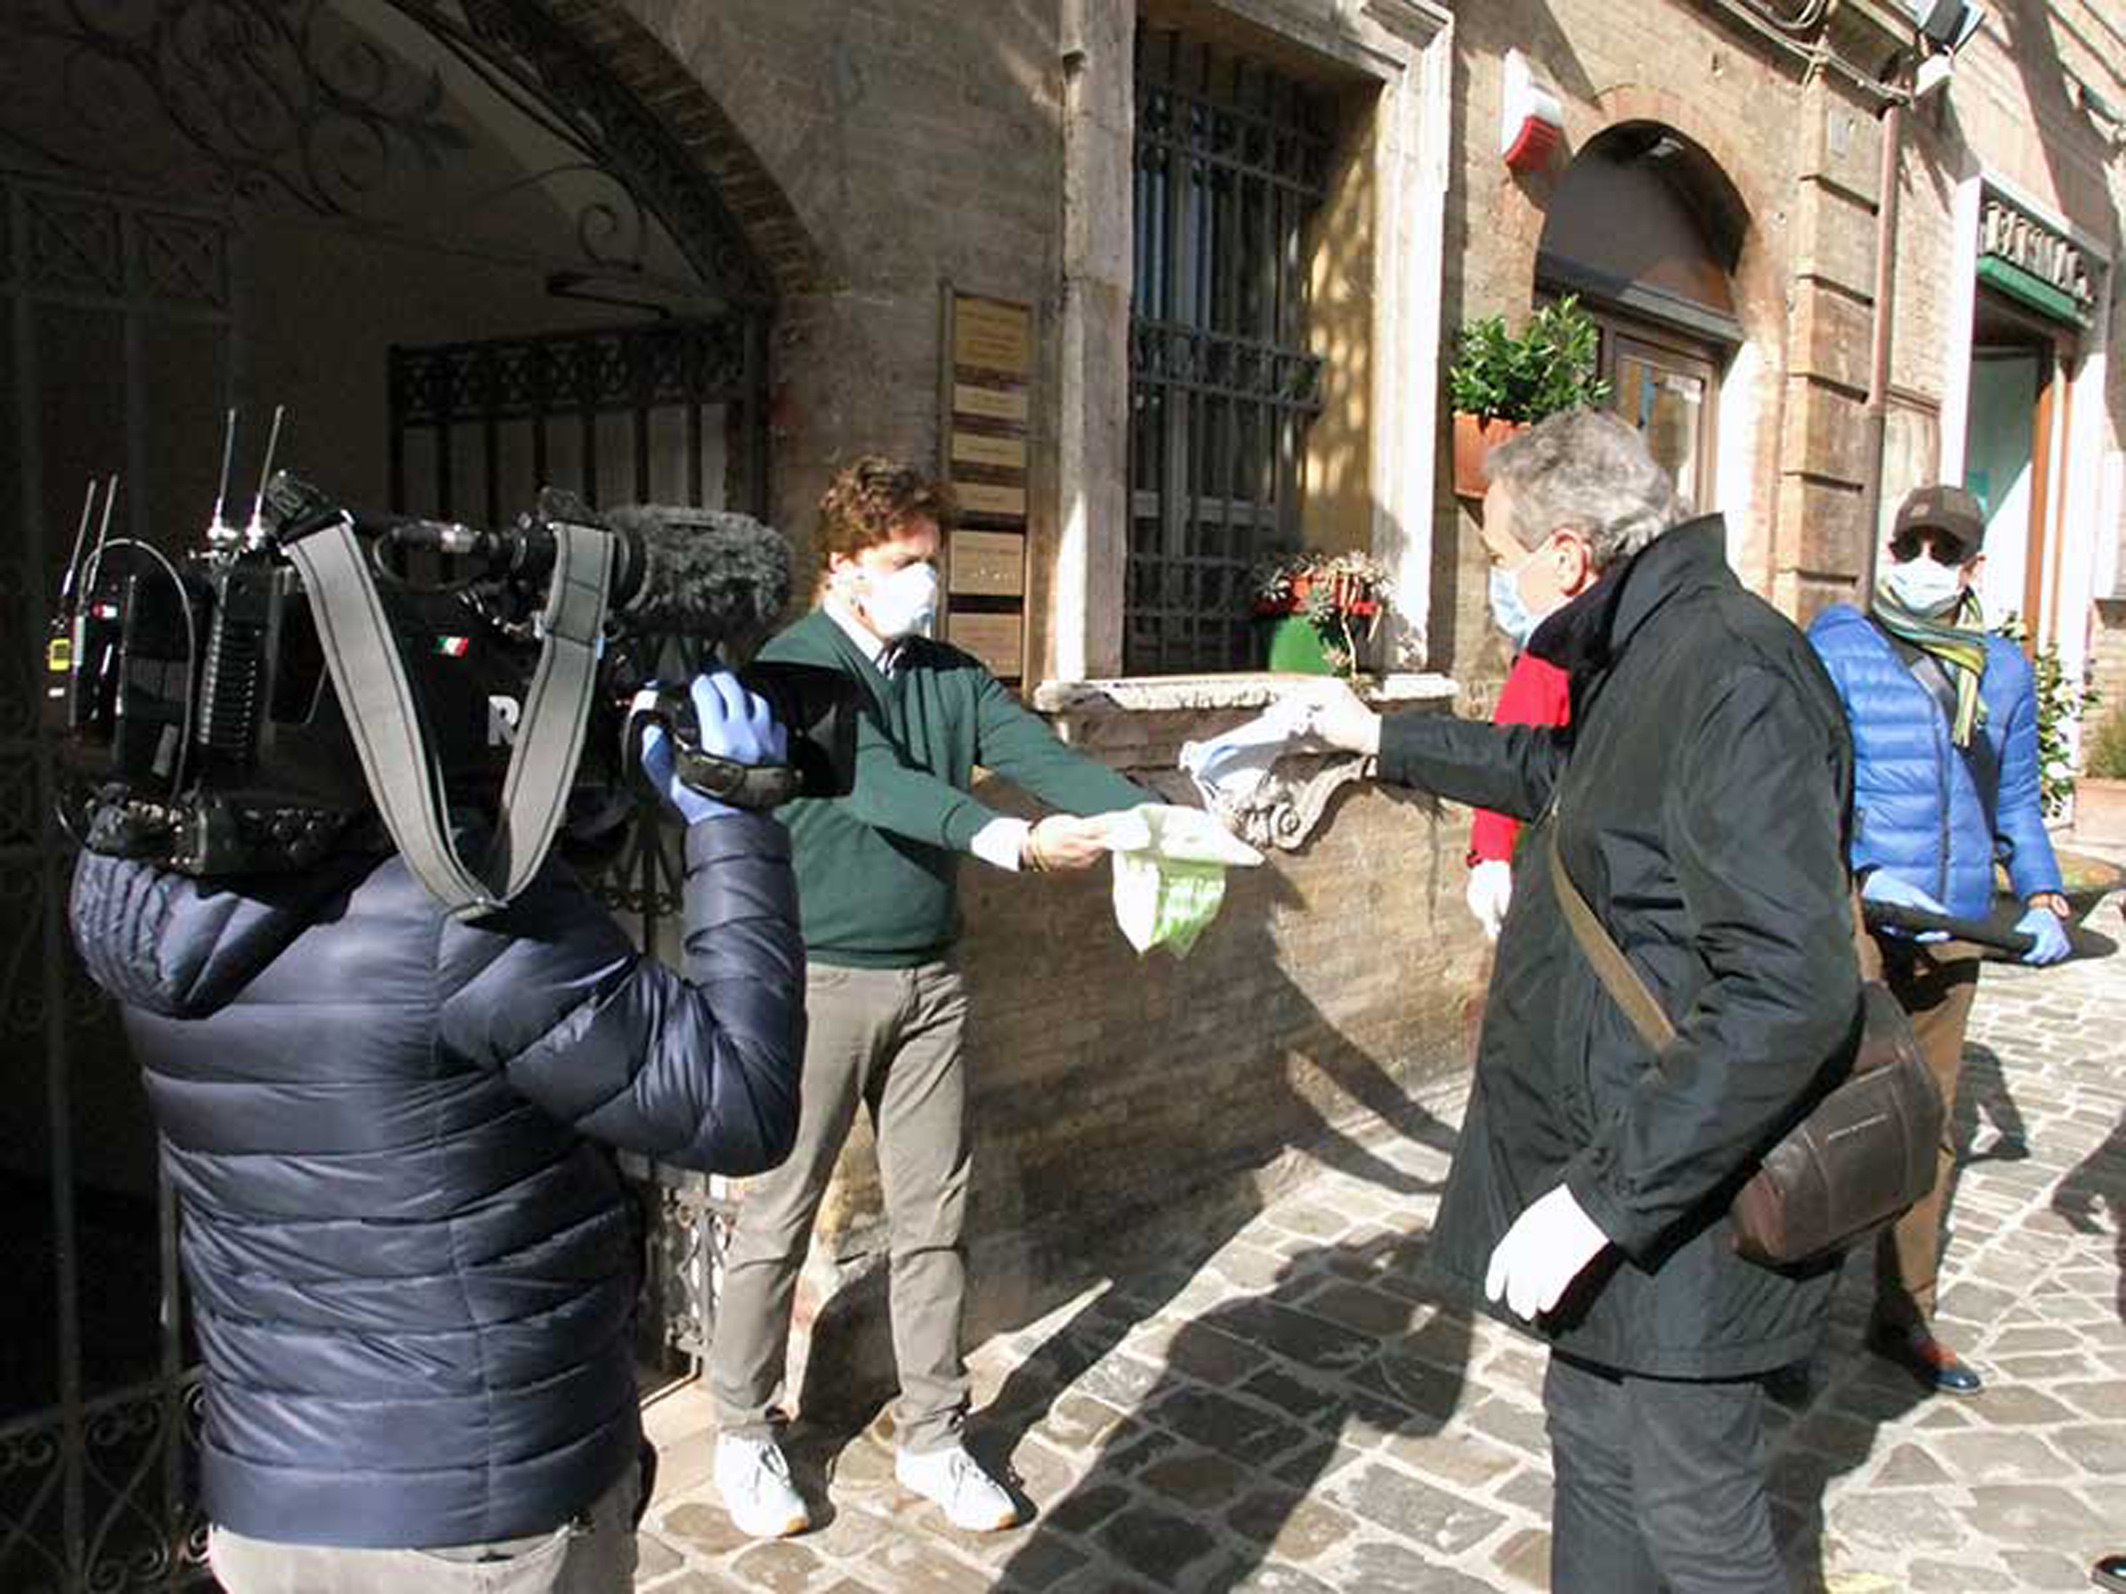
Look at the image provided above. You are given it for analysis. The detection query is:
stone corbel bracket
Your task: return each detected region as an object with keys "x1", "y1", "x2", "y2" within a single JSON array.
[{"x1": 1205, "y1": 752, "x2": 1379, "y2": 852}]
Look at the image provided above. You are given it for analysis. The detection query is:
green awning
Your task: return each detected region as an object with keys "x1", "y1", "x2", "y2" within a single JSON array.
[{"x1": 1977, "y1": 253, "x2": 2091, "y2": 327}]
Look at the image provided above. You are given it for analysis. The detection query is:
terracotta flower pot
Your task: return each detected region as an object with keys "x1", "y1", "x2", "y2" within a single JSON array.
[{"x1": 1451, "y1": 412, "x2": 1527, "y2": 500}]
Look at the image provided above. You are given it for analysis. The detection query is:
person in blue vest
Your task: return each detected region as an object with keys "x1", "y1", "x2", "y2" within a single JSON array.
[{"x1": 1808, "y1": 483, "x2": 2071, "y2": 1396}]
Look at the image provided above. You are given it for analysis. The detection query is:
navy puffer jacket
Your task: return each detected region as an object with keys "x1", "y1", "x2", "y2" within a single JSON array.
[
  {"x1": 67, "y1": 812, "x2": 803, "y2": 1550},
  {"x1": 1808, "y1": 605, "x2": 2062, "y2": 918}
]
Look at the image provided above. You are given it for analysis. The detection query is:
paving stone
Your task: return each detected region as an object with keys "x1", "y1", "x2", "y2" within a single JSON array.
[
  {"x1": 1159, "y1": 1322, "x2": 1269, "y2": 1387},
  {"x1": 1997, "y1": 1549, "x2": 2106, "y2": 1590},
  {"x1": 1138, "y1": 1446, "x2": 1251, "y2": 1510},
  {"x1": 2051, "y1": 1378, "x2": 2126, "y2": 1420},
  {"x1": 636, "y1": 1533, "x2": 685, "y2": 1581},
  {"x1": 1494, "y1": 1525, "x2": 1552, "y2": 1590},
  {"x1": 1965, "y1": 1483, "x2": 2113, "y2": 1541},
  {"x1": 1931, "y1": 1429, "x2": 2070, "y2": 1483},
  {"x1": 1325, "y1": 1459, "x2": 1505, "y2": 1555},
  {"x1": 2052, "y1": 1421, "x2": 2126, "y2": 1474},
  {"x1": 865, "y1": 1535, "x2": 1000, "y2": 1593},
  {"x1": 1225, "y1": 1564, "x2": 1341, "y2": 1594},
  {"x1": 1822, "y1": 1489, "x2": 1969, "y2": 1555},
  {"x1": 660, "y1": 1501, "x2": 755, "y2": 1557},
  {"x1": 1906, "y1": 1556, "x2": 2020, "y2": 1590},
  {"x1": 1036, "y1": 1481, "x2": 1132, "y2": 1539},
  {"x1": 1341, "y1": 1539, "x2": 1499, "y2": 1593},
  {"x1": 1290, "y1": 1279, "x2": 1418, "y2": 1337},
  {"x1": 1869, "y1": 1442, "x2": 1952, "y2": 1489},
  {"x1": 1092, "y1": 1504, "x2": 1224, "y2": 1585},
  {"x1": 728, "y1": 1539, "x2": 826, "y2": 1593},
  {"x1": 1223, "y1": 1490, "x2": 1355, "y2": 1561},
  {"x1": 986, "y1": 1534, "x2": 1084, "y2": 1592},
  {"x1": 1144, "y1": 1384, "x2": 1308, "y2": 1460}
]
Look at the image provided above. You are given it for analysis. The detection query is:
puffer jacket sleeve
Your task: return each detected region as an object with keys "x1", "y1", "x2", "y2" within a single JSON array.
[
  {"x1": 1988, "y1": 646, "x2": 2065, "y2": 900},
  {"x1": 437, "y1": 810, "x2": 804, "y2": 1176},
  {"x1": 1563, "y1": 663, "x2": 1863, "y2": 1261}
]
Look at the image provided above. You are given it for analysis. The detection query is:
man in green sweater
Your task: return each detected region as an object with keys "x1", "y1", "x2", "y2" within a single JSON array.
[{"x1": 709, "y1": 456, "x2": 1151, "y2": 1538}]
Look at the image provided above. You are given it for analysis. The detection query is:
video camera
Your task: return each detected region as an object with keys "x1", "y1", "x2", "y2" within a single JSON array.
[{"x1": 46, "y1": 462, "x2": 857, "y2": 908}]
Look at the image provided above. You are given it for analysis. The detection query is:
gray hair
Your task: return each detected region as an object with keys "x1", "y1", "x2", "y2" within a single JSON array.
[{"x1": 1485, "y1": 408, "x2": 1681, "y2": 571}]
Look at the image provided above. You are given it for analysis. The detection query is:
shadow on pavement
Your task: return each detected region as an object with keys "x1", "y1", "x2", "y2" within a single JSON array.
[{"x1": 991, "y1": 1223, "x2": 1477, "y2": 1591}]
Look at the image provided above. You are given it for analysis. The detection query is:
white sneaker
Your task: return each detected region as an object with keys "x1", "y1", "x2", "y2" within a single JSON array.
[
  {"x1": 714, "y1": 1433, "x2": 809, "y2": 1538},
  {"x1": 894, "y1": 1443, "x2": 1021, "y2": 1532}
]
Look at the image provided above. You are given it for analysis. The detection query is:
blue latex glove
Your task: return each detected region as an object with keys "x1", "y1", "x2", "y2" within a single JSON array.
[
  {"x1": 638, "y1": 671, "x2": 787, "y2": 822},
  {"x1": 2014, "y1": 903, "x2": 2071, "y2": 966},
  {"x1": 1860, "y1": 870, "x2": 1950, "y2": 942}
]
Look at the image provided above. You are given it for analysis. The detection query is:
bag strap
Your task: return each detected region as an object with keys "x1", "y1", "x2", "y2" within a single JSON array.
[
  {"x1": 282, "y1": 512, "x2": 615, "y2": 922},
  {"x1": 1546, "y1": 822, "x2": 1677, "y2": 1050}
]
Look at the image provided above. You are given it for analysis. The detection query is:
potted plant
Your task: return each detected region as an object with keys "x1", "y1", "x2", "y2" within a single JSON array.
[
  {"x1": 1446, "y1": 294, "x2": 1610, "y2": 497},
  {"x1": 1251, "y1": 549, "x2": 1393, "y2": 679}
]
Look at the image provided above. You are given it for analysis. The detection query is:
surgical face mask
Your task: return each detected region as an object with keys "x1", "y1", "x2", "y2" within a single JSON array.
[
  {"x1": 859, "y1": 559, "x2": 939, "y2": 640},
  {"x1": 1487, "y1": 551, "x2": 1544, "y2": 648},
  {"x1": 1880, "y1": 553, "x2": 1963, "y2": 618}
]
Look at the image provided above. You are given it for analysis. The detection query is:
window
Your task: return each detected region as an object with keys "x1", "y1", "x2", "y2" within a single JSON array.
[{"x1": 1128, "y1": 28, "x2": 1330, "y2": 674}]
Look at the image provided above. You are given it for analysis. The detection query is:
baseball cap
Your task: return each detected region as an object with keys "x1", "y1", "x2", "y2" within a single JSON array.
[{"x1": 1891, "y1": 485, "x2": 1985, "y2": 558}]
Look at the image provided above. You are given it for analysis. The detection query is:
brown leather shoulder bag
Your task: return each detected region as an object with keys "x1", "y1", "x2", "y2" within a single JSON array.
[{"x1": 1546, "y1": 828, "x2": 1943, "y2": 1268}]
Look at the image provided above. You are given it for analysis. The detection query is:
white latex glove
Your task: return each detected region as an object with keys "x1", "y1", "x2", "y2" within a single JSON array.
[
  {"x1": 1465, "y1": 859, "x2": 1513, "y2": 941},
  {"x1": 1485, "y1": 1183, "x2": 1611, "y2": 1321},
  {"x1": 1280, "y1": 677, "x2": 1380, "y2": 756}
]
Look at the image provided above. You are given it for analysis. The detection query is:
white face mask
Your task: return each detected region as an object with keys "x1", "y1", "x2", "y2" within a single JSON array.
[
  {"x1": 1487, "y1": 545, "x2": 1547, "y2": 648},
  {"x1": 857, "y1": 560, "x2": 939, "y2": 640},
  {"x1": 1880, "y1": 554, "x2": 1964, "y2": 618}
]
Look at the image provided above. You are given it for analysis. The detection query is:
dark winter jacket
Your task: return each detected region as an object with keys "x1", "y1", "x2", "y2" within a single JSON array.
[
  {"x1": 1807, "y1": 605, "x2": 2062, "y2": 919},
  {"x1": 67, "y1": 813, "x2": 804, "y2": 1550},
  {"x1": 1386, "y1": 518, "x2": 1864, "y2": 1377}
]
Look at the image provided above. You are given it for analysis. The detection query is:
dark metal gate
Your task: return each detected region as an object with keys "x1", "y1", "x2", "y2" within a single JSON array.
[
  {"x1": 2, "y1": 169, "x2": 237, "y2": 1594},
  {"x1": 387, "y1": 311, "x2": 773, "y2": 1372},
  {"x1": 1, "y1": 2, "x2": 782, "y2": 1586}
]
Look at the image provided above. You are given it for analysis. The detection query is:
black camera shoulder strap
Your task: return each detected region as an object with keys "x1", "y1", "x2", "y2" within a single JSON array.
[{"x1": 284, "y1": 514, "x2": 615, "y2": 921}]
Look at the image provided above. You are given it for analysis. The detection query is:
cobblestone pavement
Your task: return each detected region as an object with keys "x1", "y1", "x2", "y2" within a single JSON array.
[{"x1": 636, "y1": 888, "x2": 2126, "y2": 1593}]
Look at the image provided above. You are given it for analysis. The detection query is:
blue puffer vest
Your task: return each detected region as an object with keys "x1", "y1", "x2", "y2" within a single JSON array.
[
  {"x1": 67, "y1": 814, "x2": 803, "y2": 1551},
  {"x1": 1807, "y1": 605, "x2": 2062, "y2": 918}
]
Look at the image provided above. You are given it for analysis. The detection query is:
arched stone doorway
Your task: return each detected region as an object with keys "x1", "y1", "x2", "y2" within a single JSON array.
[
  {"x1": 1536, "y1": 121, "x2": 1750, "y2": 512},
  {"x1": 0, "y1": 4, "x2": 795, "y2": 1585}
]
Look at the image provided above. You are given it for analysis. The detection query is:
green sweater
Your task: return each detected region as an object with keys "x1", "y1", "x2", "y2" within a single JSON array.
[{"x1": 760, "y1": 611, "x2": 1150, "y2": 966}]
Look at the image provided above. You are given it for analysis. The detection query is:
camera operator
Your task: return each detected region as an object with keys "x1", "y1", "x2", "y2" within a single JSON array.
[{"x1": 67, "y1": 670, "x2": 803, "y2": 1594}]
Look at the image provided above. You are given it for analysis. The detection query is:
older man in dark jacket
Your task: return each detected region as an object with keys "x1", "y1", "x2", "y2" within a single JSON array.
[
  {"x1": 1299, "y1": 409, "x2": 1863, "y2": 1594},
  {"x1": 67, "y1": 670, "x2": 804, "y2": 1593}
]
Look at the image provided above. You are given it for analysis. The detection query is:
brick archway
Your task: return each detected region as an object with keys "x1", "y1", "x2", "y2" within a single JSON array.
[{"x1": 446, "y1": 0, "x2": 825, "y2": 304}]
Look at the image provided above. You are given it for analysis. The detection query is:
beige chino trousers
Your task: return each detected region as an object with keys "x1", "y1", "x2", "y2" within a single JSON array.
[{"x1": 709, "y1": 957, "x2": 972, "y2": 1454}]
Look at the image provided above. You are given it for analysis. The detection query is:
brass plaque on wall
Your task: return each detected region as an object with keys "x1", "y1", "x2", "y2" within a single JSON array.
[
  {"x1": 956, "y1": 481, "x2": 1027, "y2": 519},
  {"x1": 953, "y1": 296, "x2": 1034, "y2": 377},
  {"x1": 942, "y1": 286, "x2": 1033, "y2": 684},
  {"x1": 949, "y1": 530, "x2": 1025, "y2": 597},
  {"x1": 949, "y1": 611, "x2": 1025, "y2": 678},
  {"x1": 952, "y1": 430, "x2": 1027, "y2": 470},
  {"x1": 954, "y1": 383, "x2": 1030, "y2": 423}
]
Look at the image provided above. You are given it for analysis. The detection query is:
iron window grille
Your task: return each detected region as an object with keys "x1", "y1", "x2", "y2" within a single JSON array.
[{"x1": 1128, "y1": 27, "x2": 1330, "y2": 675}]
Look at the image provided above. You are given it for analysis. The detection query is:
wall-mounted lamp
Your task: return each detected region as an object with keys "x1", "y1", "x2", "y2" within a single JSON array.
[{"x1": 1501, "y1": 51, "x2": 1565, "y2": 174}]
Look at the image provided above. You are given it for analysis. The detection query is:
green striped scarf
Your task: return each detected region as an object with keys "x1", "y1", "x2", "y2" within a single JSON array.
[{"x1": 1870, "y1": 588, "x2": 1988, "y2": 746}]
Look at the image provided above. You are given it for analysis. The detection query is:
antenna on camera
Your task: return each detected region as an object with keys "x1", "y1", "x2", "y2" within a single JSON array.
[
  {"x1": 58, "y1": 479, "x2": 100, "y2": 609},
  {"x1": 81, "y1": 473, "x2": 120, "y2": 593},
  {"x1": 208, "y1": 408, "x2": 241, "y2": 548},
  {"x1": 242, "y1": 405, "x2": 286, "y2": 551}
]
